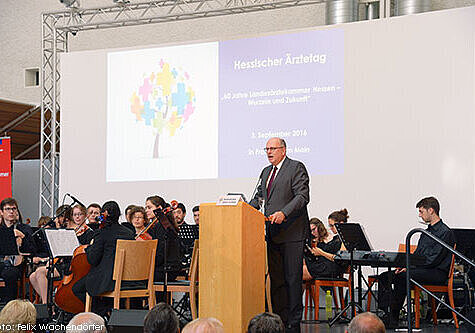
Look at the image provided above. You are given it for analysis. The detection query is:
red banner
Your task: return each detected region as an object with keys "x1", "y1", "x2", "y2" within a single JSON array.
[{"x1": 0, "y1": 137, "x2": 12, "y2": 201}]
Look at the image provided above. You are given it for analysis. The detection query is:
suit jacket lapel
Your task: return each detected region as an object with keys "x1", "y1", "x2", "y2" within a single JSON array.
[{"x1": 268, "y1": 157, "x2": 289, "y2": 199}]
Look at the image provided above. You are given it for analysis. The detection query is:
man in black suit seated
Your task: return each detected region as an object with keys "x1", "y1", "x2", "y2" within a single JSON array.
[
  {"x1": 192, "y1": 205, "x2": 200, "y2": 226},
  {"x1": 72, "y1": 201, "x2": 134, "y2": 315},
  {"x1": 250, "y1": 137, "x2": 310, "y2": 333},
  {"x1": 176, "y1": 203, "x2": 199, "y2": 270},
  {"x1": 378, "y1": 196, "x2": 455, "y2": 328},
  {"x1": 0, "y1": 197, "x2": 35, "y2": 303}
]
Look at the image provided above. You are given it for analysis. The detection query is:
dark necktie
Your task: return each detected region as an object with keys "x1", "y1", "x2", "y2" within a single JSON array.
[{"x1": 266, "y1": 166, "x2": 278, "y2": 199}]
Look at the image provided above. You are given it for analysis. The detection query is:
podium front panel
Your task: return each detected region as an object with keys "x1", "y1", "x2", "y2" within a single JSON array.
[{"x1": 199, "y1": 202, "x2": 265, "y2": 332}]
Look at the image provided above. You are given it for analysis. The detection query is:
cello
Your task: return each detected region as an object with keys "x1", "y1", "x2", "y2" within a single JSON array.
[{"x1": 54, "y1": 214, "x2": 106, "y2": 313}]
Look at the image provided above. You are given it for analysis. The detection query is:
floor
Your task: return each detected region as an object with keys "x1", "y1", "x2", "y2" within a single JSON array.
[{"x1": 300, "y1": 308, "x2": 472, "y2": 332}]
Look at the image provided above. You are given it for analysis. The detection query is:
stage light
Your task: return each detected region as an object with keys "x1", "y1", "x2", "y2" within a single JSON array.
[{"x1": 59, "y1": 0, "x2": 80, "y2": 8}]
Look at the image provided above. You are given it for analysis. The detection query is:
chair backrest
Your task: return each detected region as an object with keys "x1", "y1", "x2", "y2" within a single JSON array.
[
  {"x1": 113, "y1": 239, "x2": 158, "y2": 282},
  {"x1": 448, "y1": 244, "x2": 456, "y2": 281},
  {"x1": 398, "y1": 243, "x2": 417, "y2": 253},
  {"x1": 188, "y1": 240, "x2": 199, "y2": 283}
]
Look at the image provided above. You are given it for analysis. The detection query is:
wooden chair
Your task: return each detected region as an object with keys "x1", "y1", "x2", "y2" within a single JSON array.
[
  {"x1": 366, "y1": 243, "x2": 417, "y2": 311},
  {"x1": 305, "y1": 266, "x2": 352, "y2": 320},
  {"x1": 304, "y1": 280, "x2": 342, "y2": 319},
  {"x1": 85, "y1": 239, "x2": 158, "y2": 311},
  {"x1": 153, "y1": 240, "x2": 199, "y2": 319},
  {"x1": 413, "y1": 245, "x2": 458, "y2": 329}
]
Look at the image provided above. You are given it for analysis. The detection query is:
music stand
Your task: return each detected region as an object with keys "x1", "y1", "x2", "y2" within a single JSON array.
[
  {"x1": 329, "y1": 223, "x2": 370, "y2": 325},
  {"x1": 43, "y1": 229, "x2": 80, "y2": 318},
  {"x1": 453, "y1": 229, "x2": 475, "y2": 262}
]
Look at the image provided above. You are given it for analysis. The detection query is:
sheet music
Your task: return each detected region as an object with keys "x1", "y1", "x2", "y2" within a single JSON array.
[{"x1": 44, "y1": 229, "x2": 80, "y2": 257}]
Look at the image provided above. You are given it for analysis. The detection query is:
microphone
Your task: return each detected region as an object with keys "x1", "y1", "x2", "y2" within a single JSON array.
[
  {"x1": 95, "y1": 213, "x2": 107, "y2": 223},
  {"x1": 67, "y1": 193, "x2": 86, "y2": 208},
  {"x1": 249, "y1": 177, "x2": 262, "y2": 204}
]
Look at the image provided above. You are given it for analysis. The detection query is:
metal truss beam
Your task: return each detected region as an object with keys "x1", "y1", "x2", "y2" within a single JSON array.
[
  {"x1": 40, "y1": 0, "x2": 324, "y2": 216},
  {"x1": 51, "y1": 0, "x2": 325, "y2": 32}
]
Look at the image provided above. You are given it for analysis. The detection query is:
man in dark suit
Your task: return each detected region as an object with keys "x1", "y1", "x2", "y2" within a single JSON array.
[{"x1": 250, "y1": 137, "x2": 310, "y2": 332}]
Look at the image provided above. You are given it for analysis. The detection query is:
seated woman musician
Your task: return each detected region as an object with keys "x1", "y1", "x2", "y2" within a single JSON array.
[
  {"x1": 29, "y1": 204, "x2": 93, "y2": 304},
  {"x1": 72, "y1": 201, "x2": 134, "y2": 315},
  {"x1": 144, "y1": 196, "x2": 182, "y2": 282},
  {"x1": 129, "y1": 206, "x2": 151, "y2": 240},
  {"x1": 303, "y1": 209, "x2": 349, "y2": 280}
]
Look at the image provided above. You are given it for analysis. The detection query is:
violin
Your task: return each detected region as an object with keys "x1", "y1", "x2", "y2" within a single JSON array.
[
  {"x1": 136, "y1": 227, "x2": 153, "y2": 241},
  {"x1": 135, "y1": 200, "x2": 178, "y2": 240}
]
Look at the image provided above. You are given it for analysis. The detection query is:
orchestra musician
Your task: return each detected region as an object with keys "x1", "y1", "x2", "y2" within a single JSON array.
[
  {"x1": 0, "y1": 198, "x2": 35, "y2": 303},
  {"x1": 72, "y1": 201, "x2": 134, "y2": 316},
  {"x1": 128, "y1": 206, "x2": 150, "y2": 239},
  {"x1": 377, "y1": 197, "x2": 455, "y2": 328},
  {"x1": 303, "y1": 217, "x2": 344, "y2": 280},
  {"x1": 29, "y1": 204, "x2": 93, "y2": 304},
  {"x1": 304, "y1": 209, "x2": 349, "y2": 271},
  {"x1": 144, "y1": 196, "x2": 182, "y2": 283}
]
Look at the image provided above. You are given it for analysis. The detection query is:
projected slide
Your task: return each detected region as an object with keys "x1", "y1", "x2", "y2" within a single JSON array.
[
  {"x1": 107, "y1": 42, "x2": 219, "y2": 182},
  {"x1": 106, "y1": 29, "x2": 343, "y2": 182},
  {"x1": 219, "y1": 29, "x2": 344, "y2": 177}
]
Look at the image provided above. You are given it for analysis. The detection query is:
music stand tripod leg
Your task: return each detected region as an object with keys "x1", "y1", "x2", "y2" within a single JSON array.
[{"x1": 329, "y1": 249, "x2": 364, "y2": 326}]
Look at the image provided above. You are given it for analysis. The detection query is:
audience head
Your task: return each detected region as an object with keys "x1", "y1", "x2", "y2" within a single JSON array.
[
  {"x1": 101, "y1": 201, "x2": 121, "y2": 224},
  {"x1": 192, "y1": 206, "x2": 199, "y2": 225},
  {"x1": 0, "y1": 299, "x2": 36, "y2": 333},
  {"x1": 328, "y1": 208, "x2": 349, "y2": 234},
  {"x1": 125, "y1": 204, "x2": 137, "y2": 223},
  {"x1": 174, "y1": 203, "x2": 186, "y2": 226},
  {"x1": 309, "y1": 217, "x2": 327, "y2": 242},
  {"x1": 143, "y1": 303, "x2": 179, "y2": 333},
  {"x1": 346, "y1": 312, "x2": 385, "y2": 333},
  {"x1": 66, "y1": 312, "x2": 106, "y2": 333},
  {"x1": 182, "y1": 317, "x2": 224, "y2": 333},
  {"x1": 247, "y1": 312, "x2": 284, "y2": 333},
  {"x1": 86, "y1": 203, "x2": 101, "y2": 223},
  {"x1": 0, "y1": 197, "x2": 19, "y2": 226},
  {"x1": 145, "y1": 195, "x2": 166, "y2": 220},
  {"x1": 416, "y1": 196, "x2": 440, "y2": 223}
]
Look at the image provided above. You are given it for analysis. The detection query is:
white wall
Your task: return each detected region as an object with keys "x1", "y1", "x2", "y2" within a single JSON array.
[{"x1": 60, "y1": 7, "x2": 475, "y2": 250}]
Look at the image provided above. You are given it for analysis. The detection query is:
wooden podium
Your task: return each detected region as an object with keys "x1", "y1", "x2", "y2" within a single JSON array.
[{"x1": 199, "y1": 201, "x2": 266, "y2": 332}]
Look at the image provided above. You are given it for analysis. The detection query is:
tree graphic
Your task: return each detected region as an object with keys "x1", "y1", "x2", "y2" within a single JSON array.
[{"x1": 130, "y1": 59, "x2": 196, "y2": 158}]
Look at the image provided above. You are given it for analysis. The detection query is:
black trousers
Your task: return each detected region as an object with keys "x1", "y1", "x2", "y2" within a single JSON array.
[
  {"x1": 0, "y1": 263, "x2": 20, "y2": 302},
  {"x1": 267, "y1": 240, "x2": 304, "y2": 328},
  {"x1": 72, "y1": 276, "x2": 112, "y2": 317},
  {"x1": 378, "y1": 267, "x2": 448, "y2": 315}
]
